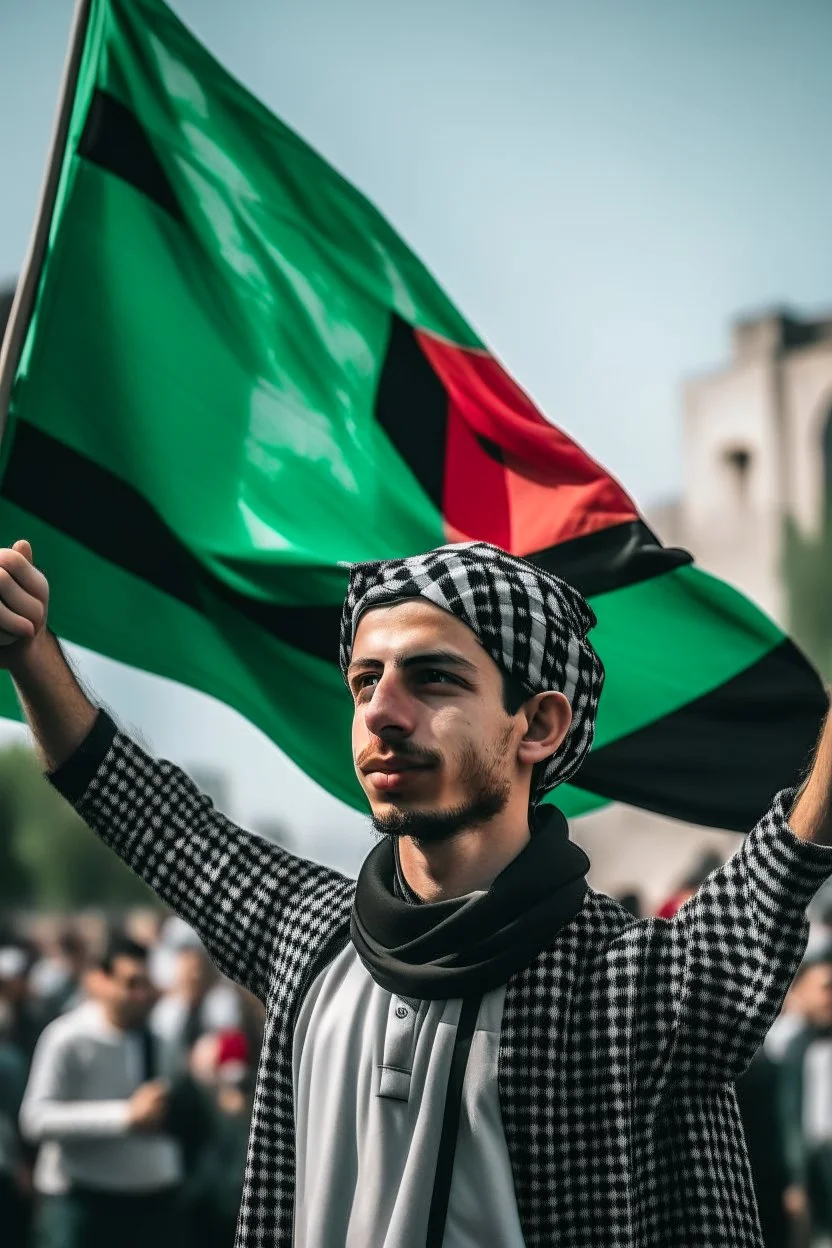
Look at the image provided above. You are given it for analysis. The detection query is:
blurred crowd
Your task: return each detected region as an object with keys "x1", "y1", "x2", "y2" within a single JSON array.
[
  {"x1": 5, "y1": 854, "x2": 832, "y2": 1247},
  {"x1": 0, "y1": 907, "x2": 264, "y2": 1248},
  {"x1": 619, "y1": 853, "x2": 832, "y2": 1248}
]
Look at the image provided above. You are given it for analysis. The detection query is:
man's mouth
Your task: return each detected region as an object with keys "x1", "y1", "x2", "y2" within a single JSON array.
[{"x1": 361, "y1": 758, "x2": 434, "y2": 791}]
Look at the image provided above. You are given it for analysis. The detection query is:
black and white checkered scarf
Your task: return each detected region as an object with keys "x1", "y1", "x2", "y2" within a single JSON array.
[{"x1": 339, "y1": 541, "x2": 604, "y2": 803}]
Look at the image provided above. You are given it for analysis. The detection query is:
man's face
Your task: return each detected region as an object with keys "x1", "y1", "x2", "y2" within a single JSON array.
[
  {"x1": 99, "y1": 955, "x2": 156, "y2": 1029},
  {"x1": 349, "y1": 599, "x2": 525, "y2": 841}
]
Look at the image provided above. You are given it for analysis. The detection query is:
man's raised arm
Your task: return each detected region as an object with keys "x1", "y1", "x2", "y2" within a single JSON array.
[
  {"x1": 636, "y1": 704, "x2": 832, "y2": 1094},
  {"x1": 0, "y1": 541, "x2": 350, "y2": 1000}
]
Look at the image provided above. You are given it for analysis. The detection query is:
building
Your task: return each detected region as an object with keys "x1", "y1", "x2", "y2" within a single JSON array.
[{"x1": 575, "y1": 307, "x2": 832, "y2": 909}]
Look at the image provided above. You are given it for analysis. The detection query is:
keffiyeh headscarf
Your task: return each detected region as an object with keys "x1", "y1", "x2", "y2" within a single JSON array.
[{"x1": 339, "y1": 541, "x2": 604, "y2": 803}]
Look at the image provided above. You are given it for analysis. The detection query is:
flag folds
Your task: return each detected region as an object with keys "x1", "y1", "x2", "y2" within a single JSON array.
[{"x1": 0, "y1": 0, "x2": 824, "y2": 827}]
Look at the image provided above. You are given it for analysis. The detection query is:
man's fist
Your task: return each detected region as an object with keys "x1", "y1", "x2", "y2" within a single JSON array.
[
  {"x1": 127, "y1": 1079, "x2": 170, "y2": 1132},
  {"x1": 0, "y1": 541, "x2": 49, "y2": 665}
]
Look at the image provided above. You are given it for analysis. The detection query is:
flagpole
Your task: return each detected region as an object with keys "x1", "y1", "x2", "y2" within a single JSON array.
[{"x1": 0, "y1": 0, "x2": 94, "y2": 448}]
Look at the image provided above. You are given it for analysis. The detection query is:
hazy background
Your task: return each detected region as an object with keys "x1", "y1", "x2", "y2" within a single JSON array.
[{"x1": 3, "y1": 0, "x2": 832, "y2": 870}]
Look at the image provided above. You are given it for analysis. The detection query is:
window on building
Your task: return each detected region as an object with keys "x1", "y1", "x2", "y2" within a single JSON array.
[{"x1": 722, "y1": 445, "x2": 753, "y2": 505}]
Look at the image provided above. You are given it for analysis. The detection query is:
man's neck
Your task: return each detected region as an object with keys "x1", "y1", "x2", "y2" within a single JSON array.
[{"x1": 397, "y1": 810, "x2": 531, "y2": 903}]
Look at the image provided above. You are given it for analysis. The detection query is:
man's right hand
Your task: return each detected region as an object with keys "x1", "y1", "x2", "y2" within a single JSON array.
[
  {"x1": 0, "y1": 540, "x2": 96, "y2": 772},
  {"x1": 0, "y1": 540, "x2": 50, "y2": 667},
  {"x1": 127, "y1": 1079, "x2": 170, "y2": 1132}
]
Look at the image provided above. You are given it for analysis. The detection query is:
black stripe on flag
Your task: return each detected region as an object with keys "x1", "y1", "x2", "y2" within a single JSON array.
[
  {"x1": 530, "y1": 522, "x2": 691, "y2": 597},
  {"x1": 573, "y1": 640, "x2": 825, "y2": 831},
  {"x1": 374, "y1": 314, "x2": 448, "y2": 510},
  {"x1": 78, "y1": 89, "x2": 184, "y2": 222},
  {"x1": 1, "y1": 420, "x2": 342, "y2": 662}
]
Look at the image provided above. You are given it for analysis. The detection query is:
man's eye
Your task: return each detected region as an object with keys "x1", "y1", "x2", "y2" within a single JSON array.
[
  {"x1": 356, "y1": 674, "x2": 379, "y2": 691},
  {"x1": 419, "y1": 669, "x2": 455, "y2": 685}
]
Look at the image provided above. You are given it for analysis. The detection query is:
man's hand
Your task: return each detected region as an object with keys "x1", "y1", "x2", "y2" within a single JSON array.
[
  {"x1": 127, "y1": 1079, "x2": 170, "y2": 1132},
  {"x1": 0, "y1": 540, "x2": 49, "y2": 666},
  {"x1": 790, "y1": 698, "x2": 832, "y2": 845},
  {"x1": 783, "y1": 1183, "x2": 809, "y2": 1219},
  {"x1": 0, "y1": 539, "x2": 97, "y2": 771}
]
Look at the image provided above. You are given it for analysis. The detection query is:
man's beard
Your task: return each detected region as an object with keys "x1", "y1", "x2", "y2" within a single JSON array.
[{"x1": 370, "y1": 740, "x2": 512, "y2": 846}]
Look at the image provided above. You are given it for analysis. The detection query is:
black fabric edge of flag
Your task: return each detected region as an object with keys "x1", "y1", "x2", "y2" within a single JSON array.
[{"x1": 570, "y1": 639, "x2": 826, "y2": 832}]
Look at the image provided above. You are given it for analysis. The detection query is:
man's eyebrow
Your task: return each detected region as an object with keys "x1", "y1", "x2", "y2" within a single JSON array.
[
  {"x1": 347, "y1": 658, "x2": 383, "y2": 676},
  {"x1": 347, "y1": 650, "x2": 478, "y2": 676},
  {"x1": 396, "y1": 650, "x2": 477, "y2": 674}
]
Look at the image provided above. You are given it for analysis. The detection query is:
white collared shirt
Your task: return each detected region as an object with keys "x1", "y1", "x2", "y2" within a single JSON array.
[{"x1": 20, "y1": 1001, "x2": 181, "y2": 1194}]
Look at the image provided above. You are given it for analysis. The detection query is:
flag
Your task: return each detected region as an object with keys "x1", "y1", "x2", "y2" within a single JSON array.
[{"x1": 0, "y1": 0, "x2": 824, "y2": 829}]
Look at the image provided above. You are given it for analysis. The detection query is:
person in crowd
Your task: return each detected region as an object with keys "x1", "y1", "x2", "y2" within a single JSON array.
[
  {"x1": 0, "y1": 945, "x2": 47, "y2": 1060},
  {"x1": 5, "y1": 537, "x2": 832, "y2": 1248},
  {"x1": 654, "y1": 848, "x2": 725, "y2": 918},
  {"x1": 19, "y1": 936, "x2": 182, "y2": 1248},
  {"x1": 778, "y1": 952, "x2": 832, "y2": 1246},
  {"x1": 31, "y1": 928, "x2": 91, "y2": 1024},
  {"x1": 186, "y1": 1028, "x2": 253, "y2": 1248},
  {"x1": 0, "y1": 984, "x2": 30, "y2": 1248},
  {"x1": 151, "y1": 946, "x2": 241, "y2": 1070},
  {"x1": 806, "y1": 899, "x2": 832, "y2": 958},
  {"x1": 735, "y1": 1049, "x2": 792, "y2": 1248},
  {"x1": 766, "y1": 951, "x2": 832, "y2": 1063}
]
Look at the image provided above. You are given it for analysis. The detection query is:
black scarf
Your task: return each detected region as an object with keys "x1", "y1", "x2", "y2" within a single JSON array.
[{"x1": 350, "y1": 805, "x2": 589, "y2": 1000}]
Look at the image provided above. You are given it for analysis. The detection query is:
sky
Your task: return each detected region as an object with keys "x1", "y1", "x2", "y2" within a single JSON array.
[{"x1": 2, "y1": 0, "x2": 832, "y2": 870}]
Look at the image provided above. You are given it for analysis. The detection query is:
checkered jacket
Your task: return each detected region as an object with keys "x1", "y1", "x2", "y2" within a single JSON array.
[{"x1": 55, "y1": 715, "x2": 832, "y2": 1248}]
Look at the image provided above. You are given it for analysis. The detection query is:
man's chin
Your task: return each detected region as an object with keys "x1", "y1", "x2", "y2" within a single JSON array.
[
  {"x1": 371, "y1": 810, "x2": 461, "y2": 845},
  {"x1": 370, "y1": 789, "x2": 508, "y2": 845},
  {"x1": 369, "y1": 794, "x2": 444, "y2": 823}
]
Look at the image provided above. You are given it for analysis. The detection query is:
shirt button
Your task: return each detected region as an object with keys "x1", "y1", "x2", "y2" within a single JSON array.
[{"x1": 395, "y1": 1005, "x2": 409, "y2": 1020}]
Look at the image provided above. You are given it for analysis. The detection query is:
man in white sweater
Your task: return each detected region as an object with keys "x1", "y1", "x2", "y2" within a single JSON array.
[{"x1": 20, "y1": 937, "x2": 182, "y2": 1248}]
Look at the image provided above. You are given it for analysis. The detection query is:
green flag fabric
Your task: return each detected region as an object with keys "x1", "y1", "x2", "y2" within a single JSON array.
[{"x1": 0, "y1": 0, "x2": 824, "y2": 829}]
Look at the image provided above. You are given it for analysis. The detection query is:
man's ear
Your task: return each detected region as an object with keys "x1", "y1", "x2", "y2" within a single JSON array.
[{"x1": 516, "y1": 691, "x2": 572, "y2": 768}]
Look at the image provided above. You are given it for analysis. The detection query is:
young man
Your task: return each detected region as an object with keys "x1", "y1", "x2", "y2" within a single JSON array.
[
  {"x1": 777, "y1": 952, "x2": 832, "y2": 1242},
  {"x1": 20, "y1": 937, "x2": 181, "y2": 1248},
  {"x1": 2, "y1": 536, "x2": 832, "y2": 1248}
]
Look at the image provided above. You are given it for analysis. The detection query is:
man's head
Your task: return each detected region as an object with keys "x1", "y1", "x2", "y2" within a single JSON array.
[
  {"x1": 793, "y1": 954, "x2": 832, "y2": 1029},
  {"x1": 341, "y1": 543, "x2": 604, "y2": 842},
  {"x1": 56, "y1": 928, "x2": 88, "y2": 977},
  {"x1": 94, "y1": 937, "x2": 156, "y2": 1031}
]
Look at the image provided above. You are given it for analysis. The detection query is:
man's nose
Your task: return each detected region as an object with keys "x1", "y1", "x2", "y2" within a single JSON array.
[{"x1": 362, "y1": 674, "x2": 417, "y2": 740}]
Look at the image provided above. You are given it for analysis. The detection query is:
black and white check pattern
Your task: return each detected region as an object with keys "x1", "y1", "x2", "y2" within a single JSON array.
[
  {"x1": 72, "y1": 735, "x2": 832, "y2": 1248},
  {"x1": 340, "y1": 541, "x2": 605, "y2": 802}
]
